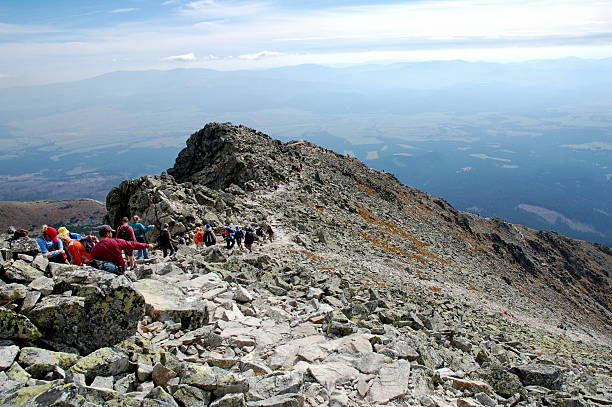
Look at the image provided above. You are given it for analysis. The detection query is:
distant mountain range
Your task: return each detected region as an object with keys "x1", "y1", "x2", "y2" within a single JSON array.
[{"x1": 0, "y1": 58, "x2": 610, "y2": 245}]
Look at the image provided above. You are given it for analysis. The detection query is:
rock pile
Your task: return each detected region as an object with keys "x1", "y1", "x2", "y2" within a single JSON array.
[{"x1": 1, "y1": 122, "x2": 610, "y2": 406}]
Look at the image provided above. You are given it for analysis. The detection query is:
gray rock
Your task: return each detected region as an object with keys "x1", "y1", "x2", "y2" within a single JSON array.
[
  {"x1": 0, "y1": 345, "x2": 19, "y2": 370},
  {"x1": 90, "y1": 375, "x2": 114, "y2": 390},
  {"x1": 367, "y1": 360, "x2": 411, "y2": 404},
  {"x1": 28, "y1": 273, "x2": 144, "y2": 354},
  {"x1": 152, "y1": 363, "x2": 177, "y2": 387},
  {"x1": 68, "y1": 347, "x2": 130, "y2": 381},
  {"x1": 145, "y1": 386, "x2": 179, "y2": 407},
  {"x1": 181, "y1": 362, "x2": 249, "y2": 395},
  {"x1": 133, "y1": 279, "x2": 208, "y2": 330},
  {"x1": 0, "y1": 308, "x2": 42, "y2": 341},
  {"x1": 17, "y1": 347, "x2": 80, "y2": 379},
  {"x1": 511, "y1": 364, "x2": 564, "y2": 390},
  {"x1": 3, "y1": 260, "x2": 45, "y2": 283},
  {"x1": 20, "y1": 290, "x2": 42, "y2": 313},
  {"x1": 31, "y1": 256, "x2": 49, "y2": 272},
  {"x1": 9, "y1": 237, "x2": 40, "y2": 254},
  {"x1": 248, "y1": 393, "x2": 305, "y2": 407},
  {"x1": 0, "y1": 283, "x2": 28, "y2": 302},
  {"x1": 171, "y1": 384, "x2": 211, "y2": 407},
  {"x1": 28, "y1": 277, "x2": 55, "y2": 296},
  {"x1": 236, "y1": 286, "x2": 254, "y2": 303},
  {"x1": 210, "y1": 393, "x2": 246, "y2": 407}
]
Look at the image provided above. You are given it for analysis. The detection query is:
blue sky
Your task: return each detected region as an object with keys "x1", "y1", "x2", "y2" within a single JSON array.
[{"x1": 1, "y1": 0, "x2": 611, "y2": 86}]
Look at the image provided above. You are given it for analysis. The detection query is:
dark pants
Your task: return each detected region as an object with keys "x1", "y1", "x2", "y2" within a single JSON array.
[
  {"x1": 48, "y1": 253, "x2": 67, "y2": 264},
  {"x1": 226, "y1": 239, "x2": 235, "y2": 249},
  {"x1": 162, "y1": 244, "x2": 175, "y2": 258}
]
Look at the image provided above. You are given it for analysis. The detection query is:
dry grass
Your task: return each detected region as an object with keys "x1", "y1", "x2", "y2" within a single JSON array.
[
  {"x1": 304, "y1": 201, "x2": 325, "y2": 213},
  {"x1": 289, "y1": 249, "x2": 323, "y2": 261},
  {"x1": 317, "y1": 267, "x2": 336, "y2": 271},
  {"x1": 359, "y1": 231, "x2": 428, "y2": 263},
  {"x1": 355, "y1": 204, "x2": 429, "y2": 247},
  {"x1": 356, "y1": 181, "x2": 377, "y2": 198}
]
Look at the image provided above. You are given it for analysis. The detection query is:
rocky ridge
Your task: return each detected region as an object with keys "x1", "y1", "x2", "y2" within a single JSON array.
[{"x1": 1, "y1": 122, "x2": 610, "y2": 407}]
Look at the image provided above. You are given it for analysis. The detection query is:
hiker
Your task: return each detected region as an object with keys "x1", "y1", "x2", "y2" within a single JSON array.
[
  {"x1": 116, "y1": 217, "x2": 137, "y2": 269},
  {"x1": 194, "y1": 227, "x2": 204, "y2": 249},
  {"x1": 59, "y1": 233, "x2": 90, "y2": 266},
  {"x1": 158, "y1": 223, "x2": 177, "y2": 258},
  {"x1": 90, "y1": 225, "x2": 152, "y2": 274},
  {"x1": 175, "y1": 231, "x2": 187, "y2": 245},
  {"x1": 130, "y1": 215, "x2": 154, "y2": 260},
  {"x1": 58, "y1": 226, "x2": 82, "y2": 240},
  {"x1": 255, "y1": 227, "x2": 264, "y2": 240},
  {"x1": 35, "y1": 226, "x2": 67, "y2": 263},
  {"x1": 224, "y1": 226, "x2": 236, "y2": 249},
  {"x1": 235, "y1": 226, "x2": 244, "y2": 249},
  {"x1": 204, "y1": 224, "x2": 216, "y2": 247},
  {"x1": 267, "y1": 225, "x2": 274, "y2": 243},
  {"x1": 244, "y1": 227, "x2": 255, "y2": 252}
]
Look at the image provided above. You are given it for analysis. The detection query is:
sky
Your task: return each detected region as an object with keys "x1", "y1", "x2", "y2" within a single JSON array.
[{"x1": 1, "y1": 0, "x2": 612, "y2": 86}]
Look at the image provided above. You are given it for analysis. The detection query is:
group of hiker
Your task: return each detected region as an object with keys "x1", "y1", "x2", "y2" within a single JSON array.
[{"x1": 27, "y1": 216, "x2": 276, "y2": 275}]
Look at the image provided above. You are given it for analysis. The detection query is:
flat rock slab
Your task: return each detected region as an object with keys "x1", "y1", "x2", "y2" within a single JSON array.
[
  {"x1": 133, "y1": 279, "x2": 208, "y2": 330},
  {"x1": 0, "y1": 345, "x2": 19, "y2": 370},
  {"x1": 367, "y1": 359, "x2": 411, "y2": 404},
  {"x1": 308, "y1": 362, "x2": 361, "y2": 388},
  {"x1": 68, "y1": 347, "x2": 130, "y2": 381},
  {"x1": 4, "y1": 260, "x2": 45, "y2": 283},
  {"x1": 18, "y1": 347, "x2": 80, "y2": 379},
  {"x1": 511, "y1": 364, "x2": 564, "y2": 390}
]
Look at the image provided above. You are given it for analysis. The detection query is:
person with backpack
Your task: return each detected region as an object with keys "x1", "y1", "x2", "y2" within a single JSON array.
[
  {"x1": 244, "y1": 227, "x2": 255, "y2": 252},
  {"x1": 59, "y1": 233, "x2": 90, "y2": 266},
  {"x1": 35, "y1": 226, "x2": 67, "y2": 263},
  {"x1": 224, "y1": 226, "x2": 236, "y2": 249},
  {"x1": 204, "y1": 224, "x2": 216, "y2": 247},
  {"x1": 130, "y1": 215, "x2": 154, "y2": 260},
  {"x1": 90, "y1": 225, "x2": 153, "y2": 274},
  {"x1": 235, "y1": 226, "x2": 244, "y2": 249},
  {"x1": 158, "y1": 223, "x2": 177, "y2": 258},
  {"x1": 116, "y1": 217, "x2": 137, "y2": 269},
  {"x1": 267, "y1": 225, "x2": 275, "y2": 243}
]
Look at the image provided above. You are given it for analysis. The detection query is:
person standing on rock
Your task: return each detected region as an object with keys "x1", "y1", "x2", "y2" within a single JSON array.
[
  {"x1": 91, "y1": 225, "x2": 152, "y2": 274},
  {"x1": 116, "y1": 217, "x2": 137, "y2": 269},
  {"x1": 244, "y1": 227, "x2": 255, "y2": 252},
  {"x1": 235, "y1": 226, "x2": 244, "y2": 249},
  {"x1": 267, "y1": 225, "x2": 274, "y2": 243},
  {"x1": 36, "y1": 226, "x2": 67, "y2": 263},
  {"x1": 158, "y1": 223, "x2": 177, "y2": 258},
  {"x1": 194, "y1": 227, "x2": 204, "y2": 249},
  {"x1": 204, "y1": 224, "x2": 216, "y2": 247},
  {"x1": 224, "y1": 226, "x2": 236, "y2": 249},
  {"x1": 130, "y1": 215, "x2": 154, "y2": 260}
]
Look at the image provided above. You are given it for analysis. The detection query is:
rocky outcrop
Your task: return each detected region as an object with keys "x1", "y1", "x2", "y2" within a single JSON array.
[{"x1": 2, "y1": 123, "x2": 611, "y2": 406}]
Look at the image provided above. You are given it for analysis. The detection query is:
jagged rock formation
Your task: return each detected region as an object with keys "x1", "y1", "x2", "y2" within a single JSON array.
[{"x1": 1, "y1": 122, "x2": 611, "y2": 407}]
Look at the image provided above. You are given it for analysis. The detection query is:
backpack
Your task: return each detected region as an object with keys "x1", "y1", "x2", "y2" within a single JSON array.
[
  {"x1": 204, "y1": 230, "x2": 216, "y2": 245},
  {"x1": 117, "y1": 225, "x2": 131, "y2": 241},
  {"x1": 80, "y1": 235, "x2": 99, "y2": 253},
  {"x1": 244, "y1": 231, "x2": 255, "y2": 245}
]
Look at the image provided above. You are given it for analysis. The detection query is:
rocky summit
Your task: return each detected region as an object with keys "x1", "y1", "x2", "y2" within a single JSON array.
[{"x1": 1, "y1": 122, "x2": 610, "y2": 407}]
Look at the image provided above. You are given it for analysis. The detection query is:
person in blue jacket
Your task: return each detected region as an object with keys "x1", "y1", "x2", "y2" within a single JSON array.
[
  {"x1": 130, "y1": 215, "x2": 155, "y2": 259},
  {"x1": 36, "y1": 226, "x2": 67, "y2": 263}
]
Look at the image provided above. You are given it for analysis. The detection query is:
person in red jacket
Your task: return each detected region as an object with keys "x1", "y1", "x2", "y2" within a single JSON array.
[{"x1": 91, "y1": 225, "x2": 152, "y2": 273}]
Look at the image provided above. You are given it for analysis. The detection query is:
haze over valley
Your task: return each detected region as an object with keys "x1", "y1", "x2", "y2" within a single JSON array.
[{"x1": 0, "y1": 59, "x2": 610, "y2": 245}]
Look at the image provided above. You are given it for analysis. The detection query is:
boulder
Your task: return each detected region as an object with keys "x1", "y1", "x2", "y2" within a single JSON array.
[
  {"x1": 248, "y1": 394, "x2": 305, "y2": 407},
  {"x1": 3, "y1": 260, "x2": 45, "y2": 283},
  {"x1": 17, "y1": 347, "x2": 80, "y2": 379},
  {"x1": 68, "y1": 347, "x2": 131, "y2": 381},
  {"x1": 0, "y1": 308, "x2": 42, "y2": 341},
  {"x1": 28, "y1": 277, "x2": 54, "y2": 296},
  {"x1": 511, "y1": 364, "x2": 564, "y2": 390},
  {"x1": 0, "y1": 283, "x2": 28, "y2": 303},
  {"x1": 9, "y1": 237, "x2": 40, "y2": 255},
  {"x1": 28, "y1": 274, "x2": 144, "y2": 354},
  {"x1": 181, "y1": 362, "x2": 249, "y2": 396},
  {"x1": 0, "y1": 345, "x2": 19, "y2": 370},
  {"x1": 133, "y1": 279, "x2": 208, "y2": 330},
  {"x1": 171, "y1": 385, "x2": 211, "y2": 407},
  {"x1": 484, "y1": 368, "x2": 524, "y2": 398},
  {"x1": 367, "y1": 359, "x2": 411, "y2": 404},
  {"x1": 210, "y1": 393, "x2": 246, "y2": 407}
]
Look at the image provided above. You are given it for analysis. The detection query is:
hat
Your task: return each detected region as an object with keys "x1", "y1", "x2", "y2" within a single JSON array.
[
  {"x1": 98, "y1": 225, "x2": 115, "y2": 236},
  {"x1": 58, "y1": 226, "x2": 70, "y2": 235},
  {"x1": 45, "y1": 227, "x2": 59, "y2": 241}
]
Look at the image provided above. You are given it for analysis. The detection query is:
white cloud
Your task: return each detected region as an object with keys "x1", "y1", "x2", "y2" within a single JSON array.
[
  {"x1": 366, "y1": 151, "x2": 379, "y2": 160},
  {"x1": 501, "y1": 164, "x2": 519, "y2": 168},
  {"x1": 456, "y1": 167, "x2": 472, "y2": 173},
  {"x1": 238, "y1": 50, "x2": 284, "y2": 60},
  {"x1": 393, "y1": 152, "x2": 414, "y2": 157},
  {"x1": 0, "y1": 73, "x2": 12, "y2": 79},
  {"x1": 109, "y1": 8, "x2": 138, "y2": 14},
  {"x1": 560, "y1": 142, "x2": 612, "y2": 151},
  {"x1": 470, "y1": 153, "x2": 512, "y2": 162},
  {"x1": 163, "y1": 52, "x2": 197, "y2": 61},
  {"x1": 180, "y1": 0, "x2": 270, "y2": 18},
  {"x1": 161, "y1": 0, "x2": 181, "y2": 5},
  {"x1": 518, "y1": 204, "x2": 601, "y2": 235},
  {"x1": 0, "y1": 22, "x2": 59, "y2": 35}
]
